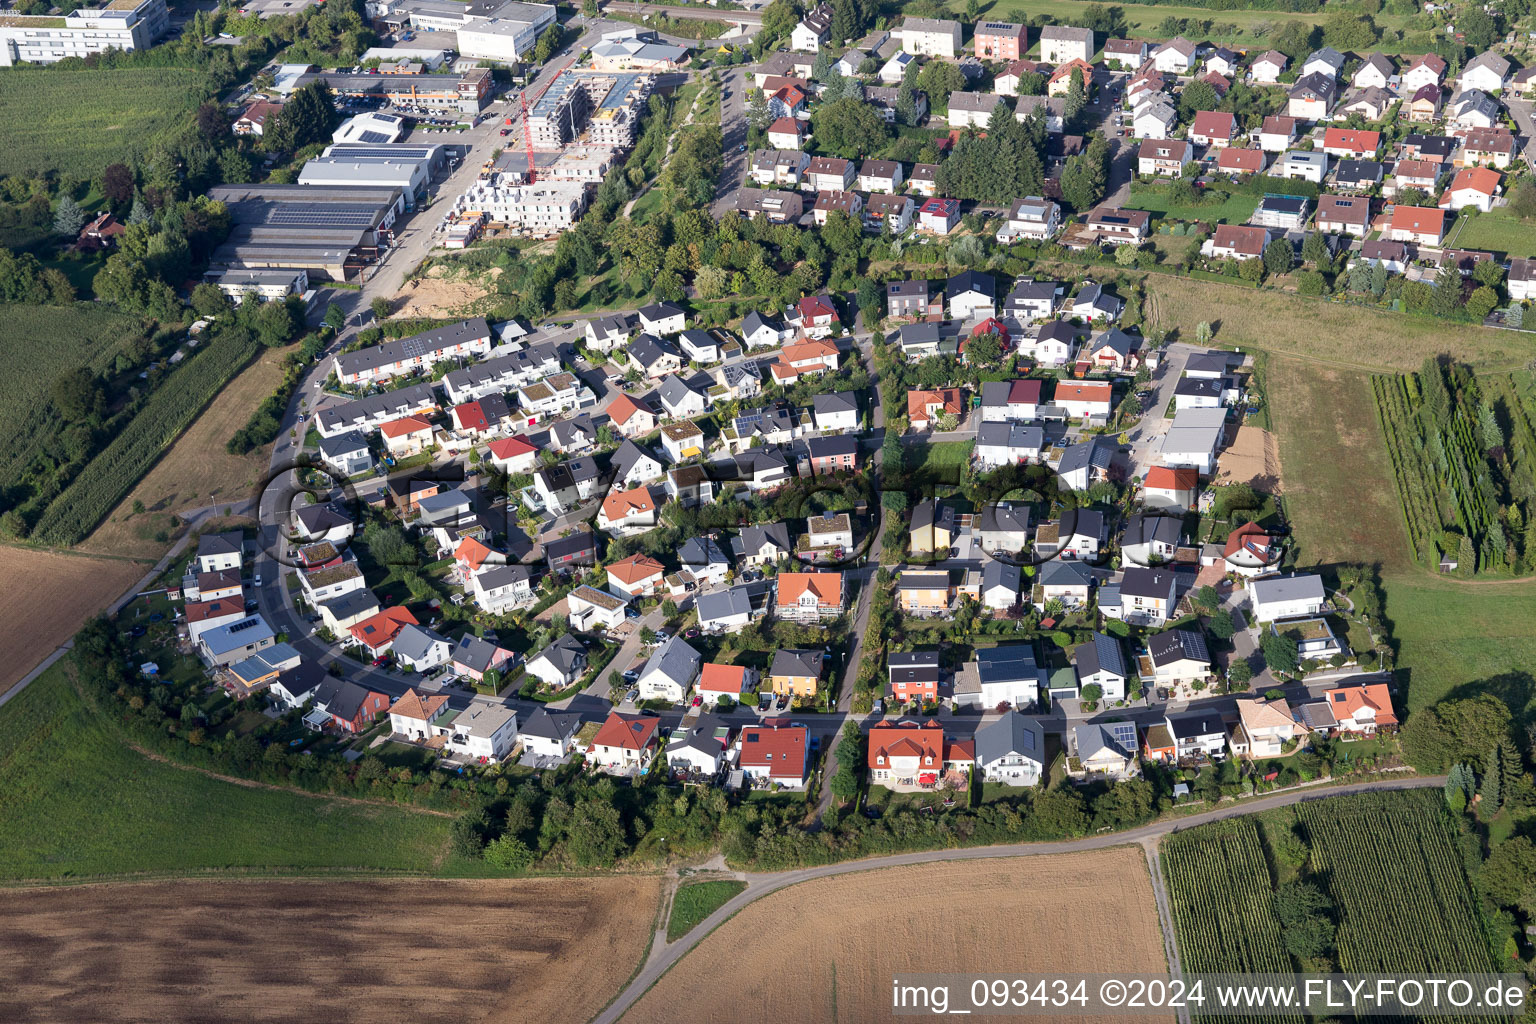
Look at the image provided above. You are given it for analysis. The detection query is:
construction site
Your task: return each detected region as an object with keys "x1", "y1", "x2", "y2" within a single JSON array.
[{"x1": 441, "y1": 67, "x2": 657, "y2": 242}]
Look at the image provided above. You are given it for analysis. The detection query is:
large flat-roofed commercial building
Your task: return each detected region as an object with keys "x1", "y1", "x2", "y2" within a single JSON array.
[
  {"x1": 298, "y1": 67, "x2": 493, "y2": 112},
  {"x1": 206, "y1": 183, "x2": 403, "y2": 281},
  {"x1": 298, "y1": 146, "x2": 439, "y2": 203},
  {"x1": 457, "y1": 3, "x2": 557, "y2": 62},
  {"x1": 0, "y1": 0, "x2": 168, "y2": 65},
  {"x1": 210, "y1": 268, "x2": 310, "y2": 302}
]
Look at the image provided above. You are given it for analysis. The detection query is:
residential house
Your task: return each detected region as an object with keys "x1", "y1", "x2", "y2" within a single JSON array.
[
  {"x1": 636, "y1": 634, "x2": 702, "y2": 702},
  {"x1": 1251, "y1": 194, "x2": 1310, "y2": 231},
  {"x1": 566, "y1": 584, "x2": 628, "y2": 632},
  {"x1": 1121, "y1": 512, "x2": 1183, "y2": 566},
  {"x1": 907, "y1": 387, "x2": 965, "y2": 430},
  {"x1": 1302, "y1": 47, "x2": 1345, "y2": 80},
  {"x1": 1053, "y1": 508, "x2": 1106, "y2": 560},
  {"x1": 585, "y1": 311, "x2": 636, "y2": 353},
  {"x1": 735, "y1": 522, "x2": 793, "y2": 567},
  {"x1": 974, "y1": 20, "x2": 1027, "y2": 60},
  {"x1": 1333, "y1": 159, "x2": 1385, "y2": 193},
  {"x1": 973, "y1": 711, "x2": 1045, "y2": 785},
  {"x1": 1166, "y1": 710, "x2": 1227, "y2": 759},
  {"x1": 857, "y1": 158, "x2": 905, "y2": 194},
  {"x1": 597, "y1": 485, "x2": 659, "y2": 535},
  {"x1": 1359, "y1": 238, "x2": 1410, "y2": 272},
  {"x1": 311, "y1": 678, "x2": 391, "y2": 734},
  {"x1": 738, "y1": 722, "x2": 810, "y2": 787},
  {"x1": 867, "y1": 720, "x2": 970, "y2": 791},
  {"x1": 801, "y1": 434, "x2": 861, "y2": 476},
  {"x1": 810, "y1": 391, "x2": 860, "y2": 434},
  {"x1": 1073, "y1": 721, "x2": 1140, "y2": 777},
  {"x1": 1190, "y1": 110, "x2": 1236, "y2": 149},
  {"x1": 606, "y1": 394, "x2": 659, "y2": 440},
  {"x1": 334, "y1": 319, "x2": 492, "y2": 386},
  {"x1": 775, "y1": 571, "x2": 844, "y2": 621},
  {"x1": 1271, "y1": 149, "x2": 1328, "y2": 184},
  {"x1": 544, "y1": 529, "x2": 598, "y2": 571},
  {"x1": 1461, "y1": 129, "x2": 1518, "y2": 169},
  {"x1": 1131, "y1": 98, "x2": 1178, "y2": 140},
  {"x1": 391, "y1": 624, "x2": 452, "y2": 672},
  {"x1": 1148, "y1": 629, "x2": 1211, "y2": 689},
  {"x1": 1509, "y1": 258, "x2": 1536, "y2": 302},
  {"x1": 628, "y1": 334, "x2": 683, "y2": 378},
  {"x1": 1316, "y1": 194, "x2": 1370, "y2": 235},
  {"x1": 975, "y1": 421, "x2": 1045, "y2": 468},
  {"x1": 697, "y1": 664, "x2": 757, "y2": 706},
  {"x1": 1052, "y1": 380, "x2": 1114, "y2": 421},
  {"x1": 910, "y1": 498, "x2": 957, "y2": 556},
  {"x1": 1439, "y1": 166, "x2": 1500, "y2": 212},
  {"x1": 1081, "y1": 328, "x2": 1142, "y2": 373},
  {"x1": 899, "y1": 571, "x2": 953, "y2": 617},
  {"x1": 679, "y1": 535, "x2": 732, "y2": 586},
  {"x1": 888, "y1": 650, "x2": 941, "y2": 704},
  {"x1": 1085, "y1": 207, "x2": 1151, "y2": 245},
  {"x1": 741, "y1": 310, "x2": 793, "y2": 350},
  {"x1": 587, "y1": 711, "x2": 661, "y2": 774},
  {"x1": 316, "y1": 591, "x2": 381, "y2": 636},
  {"x1": 947, "y1": 90, "x2": 1006, "y2": 129},
  {"x1": 1102, "y1": 38, "x2": 1150, "y2": 69},
  {"x1": 1038, "y1": 25, "x2": 1094, "y2": 64},
  {"x1": 805, "y1": 155, "x2": 855, "y2": 192},
  {"x1": 1401, "y1": 52, "x2": 1447, "y2": 93},
  {"x1": 1235, "y1": 697, "x2": 1306, "y2": 757},
  {"x1": 785, "y1": 296, "x2": 840, "y2": 340},
  {"x1": 887, "y1": 278, "x2": 944, "y2": 320},
  {"x1": 1258, "y1": 114, "x2": 1298, "y2": 153},
  {"x1": 749, "y1": 149, "x2": 810, "y2": 187},
  {"x1": 918, "y1": 197, "x2": 962, "y2": 234},
  {"x1": 606, "y1": 553, "x2": 667, "y2": 599},
  {"x1": 1116, "y1": 567, "x2": 1178, "y2": 626},
  {"x1": 981, "y1": 558, "x2": 1022, "y2": 610},
  {"x1": 767, "y1": 116, "x2": 808, "y2": 150},
  {"x1": 947, "y1": 270, "x2": 996, "y2": 320},
  {"x1": 1142, "y1": 465, "x2": 1199, "y2": 510},
  {"x1": 1448, "y1": 88, "x2": 1501, "y2": 130},
  {"x1": 1248, "y1": 573, "x2": 1326, "y2": 622},
  {"x1": 894, "y1": 16, "x2": 961, "y2": 57},
  {"x1": 980, "y1": 378, "x2": 1042, "y2": 422},
  {"x1": 1056, "y1": 435, "x2": 1115, "y2": 492},
  {"x1": 1406, "y1": 84, "x2": 1444, "y2": 122},
  {"x1": 519, "y1": 707, "x2": 581, "y2": 760},
  {"x1": 1325, "y1": 682, "x2": 1398, "y2": 736},
  {"x1": 996, "y1": 196, "x2": 1060, "y2": 242},
  {"x1": 1223, "y1": 521, "x2": 1281, "y2": 576},
  {"x1": 768, "y1": 647, "x2": 824, "y2": 698},
  {"x1": 1033, "y1": 558, "x2": 1093, "y2": 610},
  {"x1": 1160, "y1": 406, "x2": 1227, "y2": 473},
  {"x1": 659, "y1": 421, "x2": 706, "y2": 463},
  {"x1": 1339, "y1": 86, "x2": 1393, "y2": 122},
  {"x1": 1459, "y1": 50, "x2": 1510, "y2": 94},
  {"x1": 1151, "y1": 35, "x2": 1197, "y2": 74},
  {"x1": 467, "y1": 563, "x2": 536, "y2": 617},
  {"x1": 548, "y1": 414, "x2": 598, "y2": 453},
  {"x1": 1205, "y1": 47, "x2": 1240, "y2": 77},
  {"x1": 695, "y1": 585, "x2": 759, "y2": 633},
  {"x1": 196, "y1": 531, "x2": 244, "y2": 574},
  {"x1": 977, "y1": 503, "x2": 1031, "y2": 554},
  {"x1": 1249, "y1": 50, "x2": 1287, "y2": 83},
  {"x1": 450, "y1": 634, "x2": 515, "y2": 683},
  {"x1": 1137, "y1": 138, "x2": 1194, "y2": 177},
  {"x1": 1074, "y1": 631, "x2": 1128, "y2": 701},
  {"x1": 962, "y1": 645, "x2": 1046, "y2": 711},
  {"x1": 1385, "y1": 205, "x2": 1446, "y2": 245},
  {"x1": 186, "y1": 597, "x2": 249, "y2": 646},
  {"x1": 346, "y1": 606, "x2": 418, "y2": 660},
  {"x1": 880, "y1": 50, "x2": 917, "y2": 83},
  {"x1": 812, "y1": 189, "x2": 863, "y2": 226},
  {"x1": 1003, "y1": 279, "x2": 1059, "y2": 321},
  {"x1": 1322, "y1": 127, "x2": 1380, "y2": 161},
  {"x1": 1070, "y1": 282, "x2": 1124, "y2": 322},
  {"x1": 1013, "y1": 94, "x2": 1067, "y2": 132},
  {"x1": 637, "y1": 301, "x2": 686, "y2": 337},
  {"x1": 317, "y1": 431, "x2": 374, "y2": 478},
  {"x1": 1287, "y1": 73, "x2": 1337, "y2": 120}
]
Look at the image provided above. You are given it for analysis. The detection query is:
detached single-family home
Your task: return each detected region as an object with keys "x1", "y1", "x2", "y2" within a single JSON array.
[
  {"x1": 311, "y1": 678, "x2": 391, "y2": 734},
  {"x1": 1509, "y1": 258, "x2": 1536, "y2": 302},
  {"x1": 1160, "y1": 406, "x2": 1227, "y2": 473},
  {"x1": 566, "y1": 584, "x2": 628, "y2": 632},
  {"x1": 1142, "y1": 465, "x2": 1199, "y2": 510},
  {"x1": 1137, "y1": 138, "x2": 1193, "y2": 177},
  {"x1": 1258, "y1": 114, "x2": 1297, "y2": 153},
  {"x1": 629, "y1": 334, "x2": 683, "y2": 378},
  {"x1": 1460, "y1": 129, "x2": 1518, "y2": 169},
  {"x1": 1302, "y1": 47, "x2": 1345, "y2": 81},
  {"x1": 1166, "y1": 710, "x2": 1227, "y2": 759},
  {"x1": 1234, "y1": 697, "x2": 1306, "y2": 758},
  {"x1": 1073, "y1": 721, "x2": 1140, "y2": 778},
  {"x1": 738, "y1": 722, "x2": 811, "y2": 788},
  {"x1": 606, "y1": 553, "x2": 667, "y2": 599},
  {"x1": 1223, "y1": 521, "x2": 1281, "y2": 576},
  {"x1": 391, "y1": 624, "x2": 453, "y2": 672},
  {"x1": 588, "y1": 711, "x2": 660, "y2": 774},
  {"x1": 1249, "y1": 50, "x2": 1287, "y2": 83},
  {"x1": 1074, "y1": 632, "x2": 1129, "y2": 701},
  {"x1": 586, "y1": 311, "x2": 636, "y2": 353},
  {"x1": 867, "y1": 720, "x2": 971, "y2": 791},
  {"x1": 196, "y1": 531, "x2": 244, "y2": 574},
  {"x1": 1402, "y1": 52, "x2": 1447, "y2": 93},
  {"x1": 973, "y1": 710, "x2": 1045, "y2": 786},
  {"x1": 636, "y1": 634, "x2": 702, "y2": 702},
  {"x1": 637, "y1": 301, "x2": 686, "y2": 337},
  {"x1": 1116, "y1": 567, "x2": 1179, "y2": 626},
  {"x1": 775, "y1": 571, "x2": 844, "y2": 621},
  {"x1": 1386, "y1": 205, "x2": 1446, "y2": 246},
  {"x1": 1052, "y1": 380, "x2": 1114, "y2": 422},
  {"x1": 1439, "y1": 166, "x2": 1500, "y2": 213},
  {"x1": 1325, "y1": 682, "x2": 1398, "y2": 736},
  {"x1": 769, "y1": 647, "x2": 824, "y2": 698},
  {"x1": 1147, "y1": 629, "x2": 1211, "y2": 688},
  {"x1": 888, "y1": 650, "x2": 941, "y2": 704},
  {"x1": 918, "y1": 197, "x2": 962, "y2": 235},
  {"x1": 1316, "y1": 194, "x2": 1370, "y2": 236},
  {"x1": 1247, "y1": 573, "x2": 1326, "y2": 622},
  {"x1": 1033, "y1": 558, "x2": 1093, "y2": 610},
  {"x1": 1103, "y1": 38, "x2": 1150, "y2": 69},
  {"x1": 1190, "y1": 110, "x2": 1237, "y2": 149},
  {"x1": 347, "y1": 607, "x2": 418, "y2": 660},
  {"x1": 1121, "y1": 513, "x2": 1182, "y2": 567},
  {"x1": 698, "y1": 664, "x2": 757, "y2": 707},
  {"x1": 1287, "y1": 73, "x2": 1337, "y2": 120},
  {"x1": 1459, "y1": 50, "x2": 1510, "y2": 94},
  {"x1": 947, "y1": 270, "x2": 996, "y2": 320},
  {"x1": 997, "y1": 196, "x2": 1060, "y2": 242}
]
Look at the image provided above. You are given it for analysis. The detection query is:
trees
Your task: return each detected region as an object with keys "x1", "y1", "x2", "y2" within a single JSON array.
[
  {"x1": 1322, "y1": 9, "x2": 1379, "y2": 50},
  {"x1": 916, "y1": 60, "x2": 965, "y2": 106},
  {"x1": 101, "y1": 163, "x2": 135, "y2": 208},
  {"x1": 532, "y1": 23, "x2": 561, "y2": 63},
  {"x1": 190, "y1": 282, "x2": 231, "y2": 318},
  {"x1": 1239, "y1": 256, "x2": 1265, "y2": 284},
  {"x1": 1260, "y1": 631, "x2": 1298, "y2": 676},
  {"x1": 1511, "y1": 180, "x2": 1536, "y2": 222},
  {"x1": 52, "y1": 367, "x2": 102, "y2": 422},
  {"x1": 1301, "y1": 231, "x2": 1330, "y2": 268},
  {"x1": 1262, "y1": 237, "x2": 1293, "y2": 277},
  {"x1": 324, "y1": 302, "x2": 347, "y2": 333},
  {"x1": 1466, "y1": 285, "x2": 1499, "y2": 320},
  {"x1": 760, "y1": 0, "x2": 798, "y2": 39},
  {"x1": 265, "y1": 82, "x2": 337, "y2": 153},
  {"x1": 371, "y1": 296, "x2": 392, "y2": 321},
  {"x1": 53, "y1": 195, "x2": 87, "y2": 238},
  {"x1": 810, "y1": 97, "x2": 889, "y2": 158},
  {"x1": 1178, "y1": 79, "x2": 1219, "y2": 121}
]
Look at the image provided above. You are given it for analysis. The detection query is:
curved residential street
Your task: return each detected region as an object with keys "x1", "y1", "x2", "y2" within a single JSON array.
[{"x1": 589, "y1": 774, "x2": 1444, "y2": 1024}]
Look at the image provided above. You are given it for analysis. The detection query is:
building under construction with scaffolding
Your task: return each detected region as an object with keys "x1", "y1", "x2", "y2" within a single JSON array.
[{"x1": 525, "y1": 69, "x2": 654, "y2": 150}]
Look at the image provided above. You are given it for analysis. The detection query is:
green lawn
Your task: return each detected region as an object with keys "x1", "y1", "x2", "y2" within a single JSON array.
[
  {"x1": 0, "y1": 661, "x2": 456, "y2": 881},
  {"x1": 0, "y1": 67, "x2": 209, "y2": 178},
  {"x1": 986, "y1": 0, "x2": 1413, "y2": 51},
  {"x1": 908, "y1": 439, "x2": 974, "y2": 479},
  {"x1": 666, "y1": 879, "x2": 746, "y2": 941},
  {"x1": 1124, "y1": 187, "x2": 1259, "y2": 225},
  {"x1": 1443, "y1": 208, "x2": 1536, "y2": 259}
]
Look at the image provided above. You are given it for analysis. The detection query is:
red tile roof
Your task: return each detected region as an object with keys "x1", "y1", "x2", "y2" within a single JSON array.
[
  {"x1": 1389, "y1": 205, "x2": 1446, "y2": 236},
  {"x1": 1145, "y1": 466, "x2": 1197, "y2": 492},
  {"x1": 379, "y1": 415, "x2": 432, "y2": 439},
  {"x1": 1322, "y1": 127, "x2": 1381, "y2": 153},
  {"x1": 486, "y1": 435, "x2": 537, "y2": 461},
  {"x1": 451, "y1": 401, "x2": 489, "y2": 433},
  {"x1": 1191, "y1": 110, "x2": 1235, "y2": 139},
  {"x1": 590, "y1": 711, "x2": 660, "y2": 752},
  {"x1": 606, "y1": 393, "x2": 654, "y2": 427},
  {"x1": 737, "y1": 722, "x2": 808, "y2": 773},
  {"x1": 1216, "y1": 147, "x2": 1265, "y2": 173},
  {"x1": 348, "y1": 606, "x2": 418, "y2": 650},
  {"x1": 777, "y1": 571, "x2": 842, "y2": 607},
  {"x1": 607, "y1": 552, "x2": 665, "y2": 584},
  {"x1": 1325, "y1": 683, "x2": 1397, "y2": 727}
]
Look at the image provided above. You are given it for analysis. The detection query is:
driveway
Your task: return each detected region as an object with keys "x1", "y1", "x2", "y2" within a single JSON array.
[{"x1": 1126, "y1": 341, "x2": 1197, "y2": 477}]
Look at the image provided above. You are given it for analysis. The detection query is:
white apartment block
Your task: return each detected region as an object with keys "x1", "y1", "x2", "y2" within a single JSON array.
[
  {"x1": 0, "y1": 0, "x2": 168, "y2": 65},
  {"x1": 453, "y1": 176, "x2": 588, "y2": 235}
]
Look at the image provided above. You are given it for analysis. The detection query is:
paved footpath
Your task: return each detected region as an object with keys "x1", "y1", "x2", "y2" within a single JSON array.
[{"x1": 588, "y1": 775, "x2": 1444, "y2": 1024}]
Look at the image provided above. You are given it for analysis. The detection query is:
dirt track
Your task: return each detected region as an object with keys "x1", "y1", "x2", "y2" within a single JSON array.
[{"x1": 0, "y1": 877, "x2": 660, "y2": 1024}]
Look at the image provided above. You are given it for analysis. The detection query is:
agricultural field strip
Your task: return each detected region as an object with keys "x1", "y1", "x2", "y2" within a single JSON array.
[{"x1": 1296, "y1": 799, "x2": 1492, "y2": 974}]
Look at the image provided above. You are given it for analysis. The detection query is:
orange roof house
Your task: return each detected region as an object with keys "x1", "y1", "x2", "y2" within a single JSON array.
[
  {"x1": 775, "y1": 571, "x2": 844, "y2": 619},
  {"x1": 388, "y1": 687, "x2": 449, "y2": 727},
  {"x1": 737, "y1": 722, "x2": 809, "y2": 784},
  {"x1": 451, "y1": 401, "x2": 490, "y2": 434},
  {"x1": 907, "y1": 387, "x2": 964, "y2": 428},
  {"x1": 1321, "y1": 126, "x2": 1381, "y2": 156},
  {"x1": 1143, "y1": 466, "x2": 1199, "y2": 508},
  {"x1": 454, "y1": 535, "x2": 496, "y2": 572},
  {"x1": 599, "y1": 486, "x2": 657, "y2": 530},
  {"x1": 606, "y1": 552, "x2": 666, "y2": 595},
  {"x1": 379, "y1": 415, "x2": 433, "y2": 439},
  {"x1": 1324, "y1": 682, "x2": 1398, "y2": 734},
  {"x1": 486, "y1": 435, "x2": 538, "y2": 468},
  {"x1": 866, "y1": 720, "x2": 972, "y2": 789},
  {"x1": 1439, "y1": 166, "x2": 1500, "y2": 207},
  {"x1": 1216, "y1": 148, "x2": 1266, "y2": 174},
  {"x1": 1223, "y1": 521, "x2": 1280, "y2": 575},
  {"x1": 348, "y1": 606, "x2": 419, "y2": 655},
  {"x1": 606, "y1": 393, "x2": 657, "y2": 435},
  {"x1": 699, "y1": 663, "x2": 752, "y2": 696},
  {"x1": 1386, "y1": 204, "x2": 1447, "y2": 244},
  {"x1": 588, "y1": 710, "x2": 661, "y2": 760}
]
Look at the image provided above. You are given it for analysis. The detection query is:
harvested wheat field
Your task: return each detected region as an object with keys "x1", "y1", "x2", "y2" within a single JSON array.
[
  {"x1": 622, "y1": 848, "x2": 1170, "y2": 1024},
  {"x1": 79, "y1": 345, "x2": 293, "y2": 561},
  {"x1": 0, "y1": 876, "x2": 660, "y2": 1024},
  {"x1": 1213, "y1": 425, "x2": 1281, "y2": 492},
  {"x1": 0, "y1": 547, "x2": 146, "y2": 696}
]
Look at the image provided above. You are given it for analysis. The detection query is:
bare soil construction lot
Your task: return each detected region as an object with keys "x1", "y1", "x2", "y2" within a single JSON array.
[
  {"x1": 393, "y1": 271, "x2": 499, "y2": 320},
  {"x1": 0, "y1": 547, "x2": 146, "y2": 696},
  {"x1": 622, "y1": 848, "x2": 1170, "y2": 1024},
  {"x1": 79, "y1": 344, "x2": 292, "y2": 562},
  {"x1": 1214, "y1": 425, "x2": 1281, "y2": 492},
  {"x1": 0, "y1": 876, "x2": 660, "y2": 1024}
]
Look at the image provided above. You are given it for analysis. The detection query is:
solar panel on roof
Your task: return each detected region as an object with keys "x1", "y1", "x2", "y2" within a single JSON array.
[{"x1": 359, "y1": 130, "x2": 390, "y2": 144}]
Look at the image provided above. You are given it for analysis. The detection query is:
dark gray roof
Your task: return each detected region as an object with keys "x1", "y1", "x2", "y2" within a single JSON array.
[
  {"x1": 742, "y1": 310, "x2": 785, "y2": 336},
  {"x1": 337, "y1": 317, "x2": 490, "y2": 378},
  {"x1": 1038, "y1": 559, "x2": 1092, "y2": 587},
  {"x1": 452, "y1": 634, "x2": 506, "y2": 674},
  {"x1": 888, "y1": 650, "x2": 940, "y2": 684},
  {"x1": 975, "y1": 710, "x2": 1043, "y2": 766},
  {"x1": 638, "y1": 301, "x2": 685, "y2": 321},
  {"x1": 313, "y1": 678, "x2": 378, "y2": 722},
  {"x1": 545, "y1": 530, "x2": 598, "y2": 564},
  {"x1": 198, "y1": 531, "x2": 244, "y2": 558},
  {"x1": 696, "y1": 585, "x2": 753, "y2": 623},
  {"x1": 1167, "y1": 710, "x2": 1225, "y2": 739},
  {"x1": 550, "y1": 413, "x2": 597, "y2": 447},
  {"x1": 947, "y1": 269, "x2": 995, "y2": 298},
  {"x1": 1175, "y1": 377, "x2": 1224, "y2": 399},
  {"x1": 611, "y1": 439, "x2": 661, "y2": 481},
  {"x1": 658, "y1": 374, "x2": 702, "y2": 408},
  {"x1": 982, "y1": 558, "x2": 1021, "y2": 594},
  {"x1": 1336, "y1": 159, "x2": 1384, "y2": 183},
  {"x1": 680, "y1": 535, "x2": 731, "y2": 568},
  {"x1": 805, "y1": 434, "x2": 859, "y2": 460},
  {"x1": 813, "y1": 391, "x2": 859, "y2": 416},
  {"x1": 521, "y1": 706, "x2": 581, "y2": 741},
  {"x1": 976, "y1": 421, "x2": 1045, "y2": 451},
  {"x1": 975, "y1": 644, "x2": 1041, "y2": 682},
  {"x1": 1075, "y1": 631, "x2": 1127, "y2": 679},
  {"x1": 1297, "y1": 701, "x2": 1338, "y2": 730},
  {"x1": 641, "y1": 634, "x2": 702, "y2": 686},
  {"x1": 392, "y1": 623, "x2": 450, "y2": 664},
  {"x1": 1058, "y1": 437, "x2": 1114, "y2": 477},
  {"x1": 531, "y1": 634, "x2": 587, "y2": 676},
  {"x1": 770, "y1": 647, "x2": 822, "y2": 678},
  {"x1": 318, "y1": 589, "x2": 379, "y2": 621},
  {"x1": 318, "y1": 430, "x2": 370, "y2": 458},
  {"x1": 476, "y1": 563, "x2": 534, "y2": 590},
  {"x1": 735, "y1": 522, "x2": 792, "y2": 558},
  {"x1": 629, "y1": 333, "x2": 680, "y2": 369},
  {"x1": 911, "y1": 498, "x2": 956, "y2": 534},
  {"x1": 979, "y1": 503, "x2": 1030, "y2": 535},
  {"x1": 1122, "y1": 512, "x2": 1182, "y2": 549},
  {"x1": 1148, "y1": 628, "x2": 1210, "y2": 667},
  {"x1": 1059, "y1": 508, "x2": 1105, "y2": 542},
  {"x1": 1075, "y1": 721, "x2": 1137, "y2": 760},
  {"x1": 1119, "y1": 567, "x2": 1178, "y2": 601}
]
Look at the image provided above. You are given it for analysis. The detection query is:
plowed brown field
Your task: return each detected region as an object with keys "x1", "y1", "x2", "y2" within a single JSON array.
[
  {"x1": 0, "y1": 876, "x2": 660, "y2": 1024},
  {"x1": 622, "y1": 848, "x2": 1169, "y2": 1024}
]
